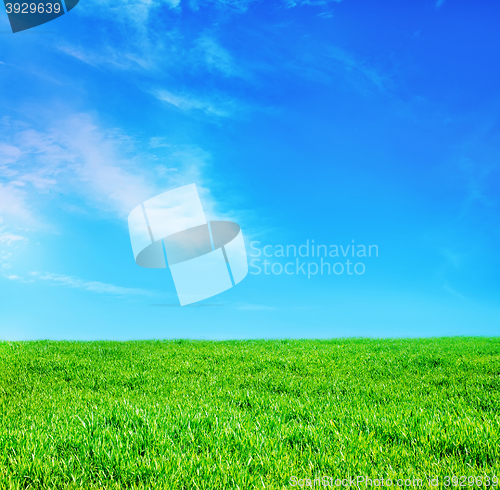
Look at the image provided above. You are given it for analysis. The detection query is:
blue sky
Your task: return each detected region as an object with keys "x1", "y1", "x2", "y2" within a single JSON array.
[{"x1": 0, "y1": 0, "x2": 499, "y2": 340}]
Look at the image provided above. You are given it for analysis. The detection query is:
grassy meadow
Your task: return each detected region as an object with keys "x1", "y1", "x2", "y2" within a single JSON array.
[{"x1": 0, "y1": 337, "x2": 499, "y2": 489}]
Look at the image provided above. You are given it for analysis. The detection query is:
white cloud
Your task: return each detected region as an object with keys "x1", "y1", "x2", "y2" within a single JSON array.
[
  {"x1": 153, "y1": 89, "x2": 233, "y2": 117},
  {"x1": 0, "y1": 183, "x2": 33, "y2": 225},
  {"x1": 0, "y1": 239, "x2": 23, "y2": 270},
  {"x1": 58, "y1": 39, "x2": 244, "y2": 126},
  {"x1": 29, "y1": 271, "x2": 159, "y2": 296},
  {"x1": 196, "y1": 36, "x2": 244, "y2": 78},
  {"x1": 0, "y1": 230, "x2": 26, "y2": 245},
  {"x1": 75, "y1": 0, "x2": 180, "y2": 28},
  {"x1": 53, "y1": 0, "x2": 348, "y2": 125},
  {"x1": 1, "y1": 114, "x2": 157, "y2": 221},
  {"x1": 57, "y1": 44, "x2": 156, "y2": 72},
  {"x1": 0, "y1": 112, "x2": 237, "y2": 234},
  {"x1": 285, "y1": 0, "x2": 342, "y2": 6},
  {"x1": 57, "y1": 31, "x2": 250, "y2": 121},
  {"x1": 51, "y1": 115, "x2": 157, "y2": 217},
  {"x1": 57, "y1": 0, "x2": 181, "y2": 74},
  {"x1": 0, "y1": 143, "x2": 22, "y2": 166},
  {"x1": 191, "y1": 0, "x2": 342, "y2": 13}
]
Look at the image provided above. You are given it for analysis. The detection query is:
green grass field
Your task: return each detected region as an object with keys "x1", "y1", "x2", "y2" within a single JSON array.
[{"x1": 0, "y1": 338, "x2": 499, "y2": 489}]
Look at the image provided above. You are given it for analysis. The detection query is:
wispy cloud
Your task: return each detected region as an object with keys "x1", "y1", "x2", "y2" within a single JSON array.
[
  {"x1": 277, "y1": 41, "x2": 392, "y2": 95},
  {"x1": 299, "y1": 45, "x2": 390, "y2": 91},
  {"x1": 59, "y1": 37, "x2": 248, "y2": 119},
  {"x1": 57, "y1": 44, "x2": 157, "y2": 72},
  {"x1": 0, "y1": 183, "x2": 33, "y2": 225},
  {"x1": 74, "y1": 0, "x2": 181, "y2": 29},
  {"x1": 328, "y1": 46, "x2": 389, "y2": 91},
  {"x1": 153, "y1": 89, "x2": 236, "y2": 117},
  {"x1": 0, "y1": 111, "x2": 245, "y2": 275},
  {"x1": 26, "y1": 271, "x2": 160, "y2": 296},
  {"x1": 0, "y1": 230, "x2": 26, "y2": 245},
  {"x1": 56, "y1": 0, "x2": 343, "y2": 117},
  {"x1": 196, "y1": 36, "x2": 245, "y2": 79},
  {"x1": 285, "y1": 0, "x2": 342, "y2": 7},
  {"x1": 0, "y1": 220, "x2": 20, "y2": 269},
  {"x1": 0, "y1": 142, "x2": 22, "y2": 166},
  {"x1": 192, "y1": 0, "x2": 342, "y2": 13},
  {"x1": 0, "y1": 250, "x2": 13, "y2": 270},
  {"x1": 0, "y1": 113, "x2": 228, "y2": 223},
  {"x1": 1, "y1": 115, "x2": 154, "y2": 222}
]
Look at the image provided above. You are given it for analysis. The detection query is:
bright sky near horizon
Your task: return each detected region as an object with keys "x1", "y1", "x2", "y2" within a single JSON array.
[{"x1": 1, "y1": 0, "x2": 499, "y2": 340}]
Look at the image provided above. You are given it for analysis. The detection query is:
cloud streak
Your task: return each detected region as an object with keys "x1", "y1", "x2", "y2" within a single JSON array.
[
  {"x1": 0, "y1": 110, "x2": 245, "y2": 286},
  {"x1": 328, "y1": 46, "x2": 389, "y2": 91},
  {"x1": 0, "y1": 113, "x2": 229, "y2": 224},
  {"x1": 153, "y1": 89, "x2": 242, "y2": 118},
  {"x1": 0, "y1": 230, "x2": 26, "y2": 245},
  {"x1": 22, "y1": 271, "x2": 160, "y2": 297}
]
